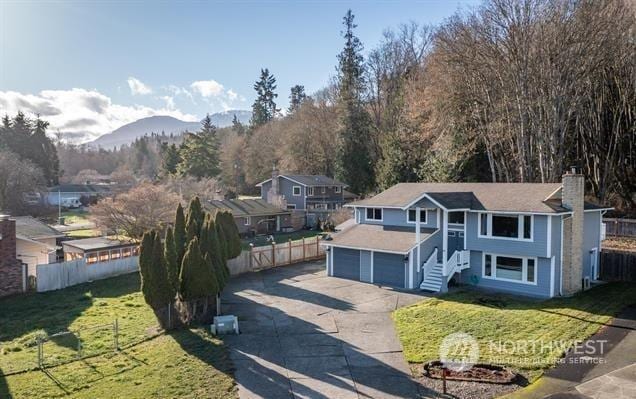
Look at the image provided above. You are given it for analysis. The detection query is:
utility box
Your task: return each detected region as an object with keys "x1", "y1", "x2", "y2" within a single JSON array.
[{"x1": 211, "y1": 315, "x2": 239, "y2": 335}]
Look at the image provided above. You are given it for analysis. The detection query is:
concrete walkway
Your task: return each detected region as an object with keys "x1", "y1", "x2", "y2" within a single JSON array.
[{"x1": 221, "y1": 261, "x2": 432, "y2": 399}]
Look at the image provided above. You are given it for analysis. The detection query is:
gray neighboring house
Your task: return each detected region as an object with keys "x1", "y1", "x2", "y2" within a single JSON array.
[
  {"x1": 205, "y1": 198, "x2": 292, "y2": 236},
  {"x1": 256, "y1": 169, "x2": 348, "y2": 211},
  {"x1": 45, "y1": 184, "x2": 112, "y2": 208},
  {"x1": 322, "y1": 170, "x2": 610, "y2": 298},
  {"x1": 14, "y1": 216, "x2": 64, "y2": 276}
]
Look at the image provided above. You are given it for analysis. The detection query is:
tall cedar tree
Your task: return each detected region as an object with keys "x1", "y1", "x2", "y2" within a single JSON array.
[
  {"x1": 179, "y1": 237, "x2": 217, "y2": 303},
  {"x1": 139, "y1": 231, "x2": 173, "y2": 310},
  {"x1": 160, "y1": 142, "x2": 181, "y2": 175},
  {"x1": 185, "y1": 197, "x2": 204, "y2": 238},
  {"x1": 0, "y1": 112, "x2": 59, "y2": 185},
  {"x1": 200, "y1": 215, "x2": 221, "y2": 293},
  {"x1": 336, "y1": 10, "x2": 374, "y2": 194},
  {"x1": 288, "y1": 85, "x2": 307, "y2": 114},
  {"x1": 174, "y1": 203, "x2": 187, "y2": 265},
  {"x1": 164, "y1": 227, "x2": 180, "y2": 292},
  {"x1": 250, "y1": 68, "x2": 279, "y2": 128},
  {"x1": 207, "y1": 218, "x2": 228, "y2": 289},
  {"x1": 219, "y1": 211, "x2": 242, "y2": 259},
  {"x1": 232, "y1": 114, "x2": 246, "y2": 135},
  {"x1": 176, "y1": 115, "x2": 221, "y2": 178}
]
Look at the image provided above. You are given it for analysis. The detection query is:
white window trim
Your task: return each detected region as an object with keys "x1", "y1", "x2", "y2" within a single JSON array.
[
  {"x1": 406, "y1": 208, "x2": 428, "y2": 224},
  {"x1": 448, "y1": 211, "x2": 466, "y2": 226},
  {"x1": 244, "y1": 216, "x2": 251, "y2": 225},
  {"x1": 307, "y1": 187, "x2": 314, "y2": 196},
  {"x1": 366, "y1": 207, "x2": 383, "y2": 221},
  {"x1": 335, "y1": 186, "x2": 342, "y2": 193},
  {"x1": 477, "y1": 213, "x2": 534, "y2": 242},
  {"x1": 482, "y1": 252, "x2": 538, "y2": 285},
  {"x1": 292, "y1": 186, "x2": 301, "y2": 196}
]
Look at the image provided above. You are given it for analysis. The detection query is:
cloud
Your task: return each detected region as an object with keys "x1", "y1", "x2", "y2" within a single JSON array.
[
  {"x1": 160, "y1": 95, "x2": 175, "y2": 110},
  {"x1": 0, "y1": 88, "x2": 197, "y2": 143},
  {"x1": 127, "y1": 77, "x2": 152, "y2": 95},
  {"x1": 190, "y1": 80, "x2": 224, "y2": 97}
]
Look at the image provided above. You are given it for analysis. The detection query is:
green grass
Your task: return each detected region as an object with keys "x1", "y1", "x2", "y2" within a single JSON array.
[
  {"x1": 393, "y1": 283, "x2": 636, "y2": 381},
  {"x1": 0, "y1": 274, "x2": 236, "y2": 398},
  {"x1": 241, "y1": 230, "x2": 324, "y2": 249},
  {"x1": 65, "y1": 229, "x2": 100, "y2": 239},
  {"x1": 2, "y1": 329, "x2": 236, "y2": 399},
  {"x1": 60, "y1": 210, "x2": 90, "y2": 225}
]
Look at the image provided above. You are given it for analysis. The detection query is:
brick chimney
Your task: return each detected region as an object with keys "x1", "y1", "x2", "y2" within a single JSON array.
[
  {"x1": 0, "y1": 215, "x2": 23, "y2": 297},
  {"x1": 561, "y1": 167, "x2": 584, "y2": 295}
]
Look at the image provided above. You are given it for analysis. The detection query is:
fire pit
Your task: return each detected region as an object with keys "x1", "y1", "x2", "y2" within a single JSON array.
[{"x1": 423, "y1": 361, "x2": 516, "y2": 384}]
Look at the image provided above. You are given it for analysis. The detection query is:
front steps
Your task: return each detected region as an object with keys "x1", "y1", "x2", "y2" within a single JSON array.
[{"x1": 419, "y1": 263, "x2": 444, "y2": 292}]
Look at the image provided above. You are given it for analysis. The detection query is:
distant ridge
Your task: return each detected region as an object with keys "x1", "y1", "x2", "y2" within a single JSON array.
[{"x1": 90, "y1": 110, "x2": 251, "y2": 149}]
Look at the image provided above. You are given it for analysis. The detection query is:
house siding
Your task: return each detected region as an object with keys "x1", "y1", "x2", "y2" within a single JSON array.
[
  {"x1": 465, "y1": 212, "x2": 549, "y2": 258},
  {"x1": 582, "y1": 211, "x2": 601, "y2": 279},
  {"x1": 360, "y1": 208, "x2": 438, "y2": 229},
  {"x1": 460, "y1": 250, "x2": 552, "y2": 298},
  {"x1": 261, "y1": 177, "x2": 345, "y2": 210},
  {"x1": 360, "y1": 250, "x2": 372, "y2": 283}
]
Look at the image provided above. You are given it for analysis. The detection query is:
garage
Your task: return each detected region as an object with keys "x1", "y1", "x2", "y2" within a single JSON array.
[
  {"x1": 373, "y1": 252, "x2": 406, "y2": 288},
  {"x1": 332, "y1": 247, "x2": 360, "y2": 280}
]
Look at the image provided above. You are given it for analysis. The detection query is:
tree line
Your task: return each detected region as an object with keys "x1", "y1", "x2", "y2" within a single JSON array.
[{"x1": 138, "y1": 197, "x2": 241, "y2": 328}]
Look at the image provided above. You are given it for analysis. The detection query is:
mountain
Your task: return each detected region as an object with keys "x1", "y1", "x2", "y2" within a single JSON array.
[{"x1": 89, "y1": 110, "x2": 251, "y2": 149}]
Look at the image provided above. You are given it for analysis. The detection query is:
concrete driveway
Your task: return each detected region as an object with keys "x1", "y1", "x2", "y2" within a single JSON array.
[{"x1": 221, "y1": 260, "x2": 431, "y2": 399}]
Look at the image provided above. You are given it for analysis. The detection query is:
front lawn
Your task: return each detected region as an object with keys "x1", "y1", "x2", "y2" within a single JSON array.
[
  {"x1": 0, "y1": 273, "x2": 236, "y2": 398},
  {"x1": 393, "y1": 283, "x2": 636, "y2": 381}
]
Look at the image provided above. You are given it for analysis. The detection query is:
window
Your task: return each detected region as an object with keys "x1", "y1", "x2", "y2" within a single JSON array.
[
  {"x1": 111, "y1": 249, "x2": 121, "y2": 260},
  {"x1": 458, "y1": 232, "x2": 464, "y2": 238},
  {"x1": 314, "y1": 203, "x2": 328, "y2": 210},
  {"x1": 407, "y1": 209, "x2": 427, "y2": 224},
  {"x1": 483, "y1": 253, "x2": 537, "y2": 284},
  {"x1": 366, "y1": 208, "x2": 382, "y2": 221},
  {"x1": 449, "y1": 211, "x2": 465, "y2": 224},
  {"x1": 132, "y1": 246, "x2": 139, "y2": 256},
  {"x1": 484, "y1": 254, "x2": 492, "y2": 277},
  {"x1": 307, "y1": 187, "x2": 314, "y2": 196},
  {"x1": 86, "y1": 252, "x2": 98, "y2": 264},
  {"x1": 122, "y1": 247, "x2": 132, "y2": 258},
  {"x1": 286, "y1": 204, "x2": 296, "y2": 210},
  {"x1": 448, "y1": 231, "x2": 456, "y2": 237},
  {"x1": 321, "y1": 186, "x2": 326, "y2": 194},
  {"x1": 99, "y1": 251, "x2": 110, "y2": 262},
  {"x1": 492, "y1": 215, "x2": 519, "y2": 238},
  {"x1": 244, "y1": 216, "x2": 251, "y2": 225},
  {"x1": 292, "y1": 186, "x2": 301, "y2": 196},
  {"x1": 335, "y1": 186, "x2": 342, "y2": 193},
  {"x1": 478, "y1": 213, "x2": 533, "y2": 241}
]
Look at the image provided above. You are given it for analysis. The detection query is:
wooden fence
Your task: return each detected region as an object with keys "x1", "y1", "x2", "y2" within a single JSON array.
[
  {"x1": 600, "y1": 250, "x2": 636, "y2": 282},
  {"x1": 603, "y1": 218, "x2": 636, "y2": 238},
  {"x1": 227, "y1": 236, "x2": 325, "y2": 276},
  {"x1": 36, "y1": 256, "x2": 139, "y2": 292}
]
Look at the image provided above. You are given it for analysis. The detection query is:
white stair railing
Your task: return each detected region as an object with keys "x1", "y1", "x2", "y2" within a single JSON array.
[
  {"x1": 421, "y1": 248, "x2": 438, "y2": 281},
  {"x1": 444, "y1": 250, "x2": 470, "y2": 282}
]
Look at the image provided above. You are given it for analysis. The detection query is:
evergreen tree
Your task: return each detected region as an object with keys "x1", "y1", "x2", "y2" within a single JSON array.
[
  {"x1": 336, "y1": 10, "x2": 374, "y2": 194},
  {"x1": 288, "y1": 85, "x2": 307, "y2": 114},
  {"x1": 250, "y1": 68, "x2": 279, "y2": 128},
  {"x1": 139, "y1": 231, "x2": 173, "y2": 326},
  {"x1": 215, "y1": 215, "x2": 229, "y2": 262},
  {"x1": 161, "y1": 142, "x2": 180, "y2": 175},
  {"x1": 179, "y1": 237, "x2": 207, "y2": 302},
  {"x1": 185, "y1": 197, "x2": 204, "y2": 237},
  {"x1": 218, "y1": 211, "x2": 242, "y2": 259},
  {"x1": 208, "y1": 218, "x2": 228, "y2": 289},
  {"x1": 164, "y1": 226, "x2": 180, "y2": 293},
  {"x1": 174, "y1": 203, "x2": 187, "y2": 265},
  {"x1": 232, "y1": 114, "x2": 246, "y2": 135},
  {"x1": 177, "y1": 115, "x2": 220, "y2": 178}
]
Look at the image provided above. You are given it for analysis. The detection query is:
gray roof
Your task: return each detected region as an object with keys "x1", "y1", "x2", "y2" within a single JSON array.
[
  {"x1": 324, "y1": 224, "x2": 437, "y2": 254},
  {"x1": 47, "y1": 184, "x2": 112, "y2": 194},
  {"x1": 62, "y1": 237, "x2": 137, "y2": 252},
  {"x1": 256, "y1": 174, "x2": 347, "y2": 187},
  {"x1": 349, "y1": 183, "x2": 573, "y2": 213},
  {"x1": 14, "y1": 216, "x2": 64, "y2": 239},
  {"x1": 205, "y1": 198, "x2": 291, "y2": 218}
]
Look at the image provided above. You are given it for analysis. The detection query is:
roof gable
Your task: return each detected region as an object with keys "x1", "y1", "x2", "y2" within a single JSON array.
[
  {"x1": 256, "y1": 174, "x2": 346, "y2": 187},
  {"x1": 14, "y1": 216, "x2": 64, "y2": 239}
]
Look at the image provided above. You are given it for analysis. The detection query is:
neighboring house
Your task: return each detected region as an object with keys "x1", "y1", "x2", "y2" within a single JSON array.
[
  {"x1": 322, "y1": 170, "x2": 610, "y2": 298},
  {"x1": 62, "y1": 237, "x2": 139, "y2": 263},
  {"x1": 14, "y1": 216, "x2": 64, "y2": 276},
  {"x1": 0, "y1": 215, "x2": 26, "y2": 297},
  {"x1": 256, "y1": 169, "x2": 348, "y2": 211},
  {"x1": 205, "y1": 198, "x2": 293, "y2": 236},
  {"x1": 45, "y1": 184, "x2": 112, "y2": 208}
]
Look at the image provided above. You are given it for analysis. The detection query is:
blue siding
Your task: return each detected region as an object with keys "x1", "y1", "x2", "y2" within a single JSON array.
[
  {"x1": 460, "y1": 251, "x2": 553, "y2": 298},
  {"x1": 260, "y1": 181, "x2": 272, "y2": 201},
  {"x1": 465, "y1": 212, "x2": 549, "y2": 258},
  {"x1": 583, "y1": 211, "x2": 602, "y2": 279},
  {"x1": 551, "y1": 215, "x2": 562, "y2": 296},
  {"x1": 360, "y1": 250, "x2": 372, "y2": 283}
]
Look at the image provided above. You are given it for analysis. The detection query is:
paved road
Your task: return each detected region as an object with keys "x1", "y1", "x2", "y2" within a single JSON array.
[{"x1": 221, "y1": 261, "x2": 431, "y2": 399}]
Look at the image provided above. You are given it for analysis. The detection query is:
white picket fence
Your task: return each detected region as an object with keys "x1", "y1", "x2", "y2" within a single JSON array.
[{"x1": 36, "y1": 256, "x2": 139, "y2": 292}]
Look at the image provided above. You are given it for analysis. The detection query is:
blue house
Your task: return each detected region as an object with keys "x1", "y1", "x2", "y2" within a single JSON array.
[
  {"x1": 322, "y1": 170, "x2": 610, "y2": 298},
  {"x1": 256, "y1": 170, "x2": 348, "y2": 211}
]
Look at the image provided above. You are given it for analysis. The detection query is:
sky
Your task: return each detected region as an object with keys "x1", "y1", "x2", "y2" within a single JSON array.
[{"x1": 0, "y1": 0, "x2": 479, "y2": 142}]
